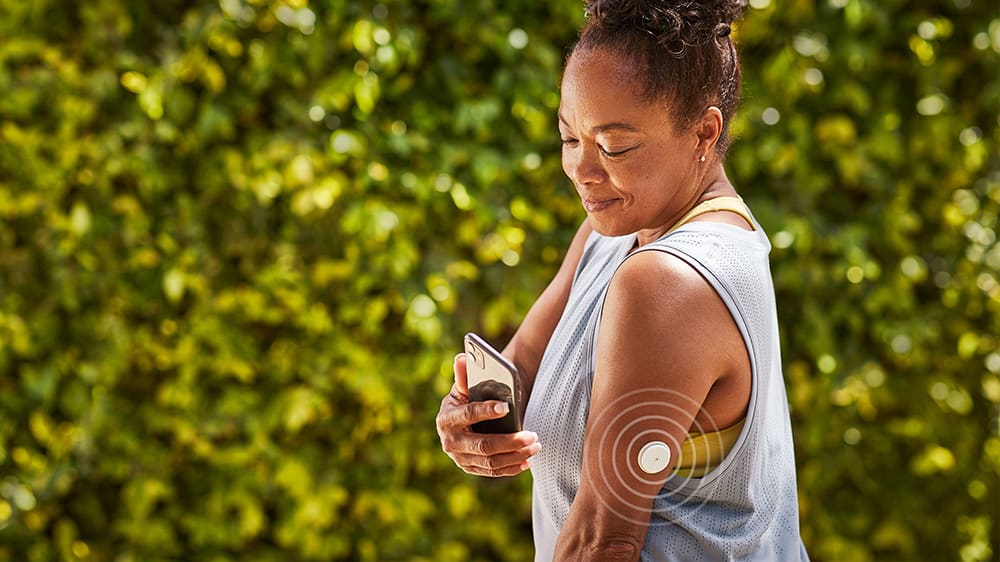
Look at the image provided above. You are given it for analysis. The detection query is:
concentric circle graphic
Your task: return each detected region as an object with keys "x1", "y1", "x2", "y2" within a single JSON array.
[{"x1": 584, "y1": 387, "x2": 736, "y2": 528}]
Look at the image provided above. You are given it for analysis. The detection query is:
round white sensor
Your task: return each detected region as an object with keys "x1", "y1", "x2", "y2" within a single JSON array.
[{"x1": 637, "y1": 441, "x2": 671, "y2": 474}]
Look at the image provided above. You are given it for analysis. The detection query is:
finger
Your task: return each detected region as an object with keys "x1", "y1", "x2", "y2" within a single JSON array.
[
  {"x1": 438, "y1": 399, "x2": 511, "y2": 430},
  {"x1": 462, "y1": 462, "x2": 531, "y2": 478},
  {"x1": 451, "y1": 441, "x2": 542, "y2": 472},
  {"x1": 461, "y1": 446, "x2": 539, "y2": 478},
  {"x1": 443, "y1": 430, "x2": 539, "y2": 457},
  {"x1": 442, "y1": 383, "x2": 466, "y2": 406},
  {"x1": 454, "y1": 353, "x2": 469, "y2": 396},
  {"x1": 437, "y1": 387, "x2": 467, "y2": 437}
]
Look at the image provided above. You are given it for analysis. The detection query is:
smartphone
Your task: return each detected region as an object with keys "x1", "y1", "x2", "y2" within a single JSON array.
[{"x1": 463, "y1": 332, "x2": 522, "y2": 434}]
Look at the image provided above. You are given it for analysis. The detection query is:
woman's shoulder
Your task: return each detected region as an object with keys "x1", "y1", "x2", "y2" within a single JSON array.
[{"x1": 608, "y1": 248, "x2": 721, "y2": 315}]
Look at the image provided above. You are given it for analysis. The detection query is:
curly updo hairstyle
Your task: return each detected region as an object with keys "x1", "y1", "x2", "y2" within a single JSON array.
[{"x1": 574, "y1": 0, "x2": 748, "y2": 154}]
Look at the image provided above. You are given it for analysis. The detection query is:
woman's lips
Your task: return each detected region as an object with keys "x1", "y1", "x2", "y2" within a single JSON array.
[{"x1": 582, "y1": 197, "x2": 620, "y2": 213}]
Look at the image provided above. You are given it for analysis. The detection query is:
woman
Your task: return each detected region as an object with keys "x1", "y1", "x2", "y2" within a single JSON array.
[{"x1": 436, "y1": 1, "x2": 808, "y2": 560}]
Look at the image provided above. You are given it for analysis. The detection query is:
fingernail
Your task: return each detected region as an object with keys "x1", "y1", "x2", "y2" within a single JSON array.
[{"x1": 494, "y1": 402, "x2": 509, "y2": 415}]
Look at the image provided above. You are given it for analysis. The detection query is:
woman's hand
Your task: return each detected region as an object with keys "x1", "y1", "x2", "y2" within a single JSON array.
[
  {"x1": 436, "y1": 219, "x2": 589, "y2": 478},
  {"x1": 436, "y1": 353, "x2": 541, "y2": 477}
]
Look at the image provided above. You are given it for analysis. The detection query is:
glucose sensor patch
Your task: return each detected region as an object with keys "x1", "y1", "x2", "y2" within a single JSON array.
[{"x1": 637, "y1": 441, "x2": 671, "y2": 474}]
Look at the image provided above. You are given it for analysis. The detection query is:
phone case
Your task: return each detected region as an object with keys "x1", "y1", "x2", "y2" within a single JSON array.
[{"x1": 464, "y1": 333, "x2": 522, "y2": 434}]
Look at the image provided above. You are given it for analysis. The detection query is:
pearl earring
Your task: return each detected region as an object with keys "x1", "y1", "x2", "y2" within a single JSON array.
[{"x1": 699, "y1": 155, "x2": 706, "y2": 162}]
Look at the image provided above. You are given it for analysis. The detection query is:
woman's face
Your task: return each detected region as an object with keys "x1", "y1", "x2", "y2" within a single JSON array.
[{"x1": 559, "y1": 47, "x2": 705, "y2": 242}]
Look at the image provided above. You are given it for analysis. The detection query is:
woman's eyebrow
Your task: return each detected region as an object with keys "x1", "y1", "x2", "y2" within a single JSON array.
[
  {"x1": 591, "y1": 122, "x2": 641, "y2": 134},
  {"x1": 557, "y1": 112, "x2": 641, "y2": 135}
]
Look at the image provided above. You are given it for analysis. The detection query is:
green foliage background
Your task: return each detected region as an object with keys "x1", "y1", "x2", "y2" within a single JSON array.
[{"x1": 0, "y1": 0, "x2": 996, "y2": 560}]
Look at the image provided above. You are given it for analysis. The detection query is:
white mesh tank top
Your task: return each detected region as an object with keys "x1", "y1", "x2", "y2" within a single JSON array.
[{"x1": 523, "y1": 217, "x2": 808, "y2": 561}]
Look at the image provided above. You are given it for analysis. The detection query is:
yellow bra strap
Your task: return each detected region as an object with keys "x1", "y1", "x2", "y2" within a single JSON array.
[{"x1": 665, "y1": 196, "x2": 756, "y2": 236}]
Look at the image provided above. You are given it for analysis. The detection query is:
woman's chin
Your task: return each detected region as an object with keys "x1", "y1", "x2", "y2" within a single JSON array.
[{"x1": 586, "y1": 217, "x2": 633, "y2": 238}]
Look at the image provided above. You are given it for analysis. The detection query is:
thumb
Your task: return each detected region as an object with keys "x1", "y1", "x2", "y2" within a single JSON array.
[{"x1": 454, "y1": 353, "x2": 469, "y2": 397}]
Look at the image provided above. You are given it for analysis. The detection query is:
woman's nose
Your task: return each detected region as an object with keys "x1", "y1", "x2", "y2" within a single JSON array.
[{"x1": 565, "y1": 146, "x2": 606, "y2": 185}]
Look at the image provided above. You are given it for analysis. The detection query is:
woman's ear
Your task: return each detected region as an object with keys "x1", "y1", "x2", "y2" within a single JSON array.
[{"x1": 694, "y1": 106, "x2": 723, "y2": 158}]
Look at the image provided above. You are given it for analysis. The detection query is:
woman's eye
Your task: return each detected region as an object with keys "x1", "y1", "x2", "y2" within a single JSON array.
[
  {"x1": 561, "y1": 138, "x2": 579, "y2": 147},
  {"x1": 600, "y1": 145, "x2": 633, "y2": 158}
]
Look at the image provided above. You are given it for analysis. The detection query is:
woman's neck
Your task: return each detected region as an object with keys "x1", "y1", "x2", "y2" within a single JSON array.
[{"x1": 635, "y1": 166, "x2": 737, "y2": 247}]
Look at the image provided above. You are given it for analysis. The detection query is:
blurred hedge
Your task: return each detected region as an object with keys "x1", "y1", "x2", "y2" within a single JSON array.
[{"x1": 0, "y1": 0, "x2": 996, "y2": 560}]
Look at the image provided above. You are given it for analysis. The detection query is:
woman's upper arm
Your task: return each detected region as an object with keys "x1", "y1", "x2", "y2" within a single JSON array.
[
  {"x1": 503, "y1": 219, "x2": 593, "y2": 400},
  {"x1": 553, "y1": 249, "x2": 747, "y2": 560}
]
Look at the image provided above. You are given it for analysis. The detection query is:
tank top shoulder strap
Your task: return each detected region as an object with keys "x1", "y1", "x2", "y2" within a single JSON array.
[{"x1": 665, "y1": 196, "x2": 756, "y2": 236}]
